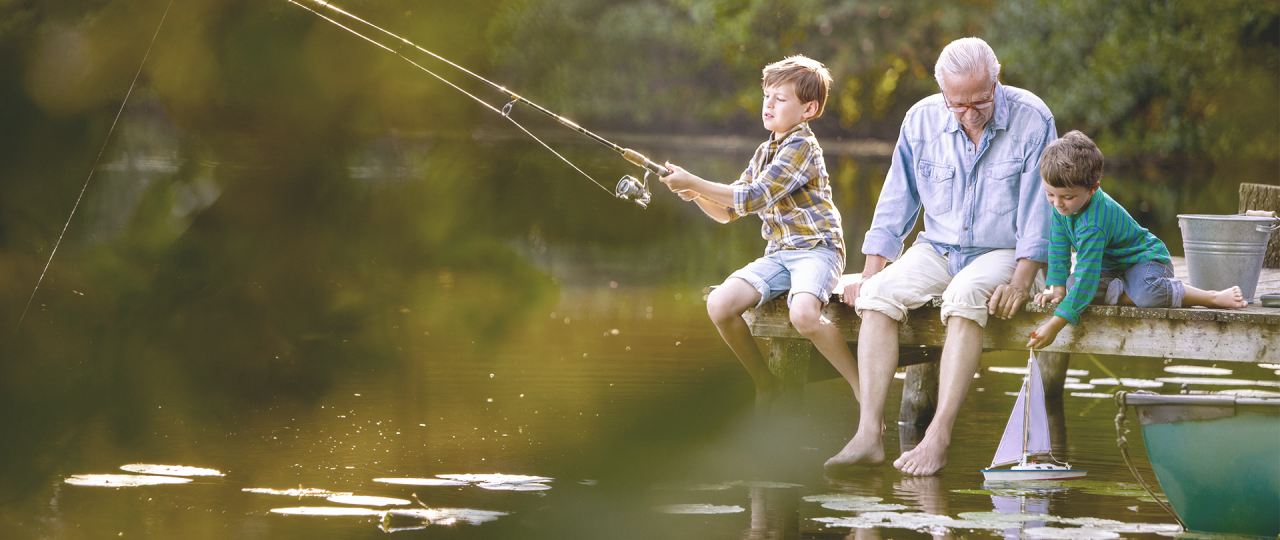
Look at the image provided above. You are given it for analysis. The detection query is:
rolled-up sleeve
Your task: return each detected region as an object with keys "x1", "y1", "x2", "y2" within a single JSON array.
[
  {"x1": 861, "y1": 120, "x2": 922, "y2": 261},
  {"x1": 1013, "y1": 117, "x2": 1057, "y2": 262},
  {"x1": 733, "y1": 139, "x2": 814, "y2": 215}
]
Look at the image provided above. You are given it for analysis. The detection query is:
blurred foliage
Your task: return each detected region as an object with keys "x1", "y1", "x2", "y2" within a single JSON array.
[
  {"x1": 992, "y1": 0, "x2": 1280, "y2": 161},
  {"x1": 490, "y1": 0, "x2": 1278, "y2": 164},
  {"x1": 489, "y1": 0, "x2": 989, "y2": 137}
]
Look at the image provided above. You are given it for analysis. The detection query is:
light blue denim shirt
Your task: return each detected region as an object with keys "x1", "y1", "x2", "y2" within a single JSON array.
[{"x1": 862, "y1": 84, "x2": 1057, "y2": 268}]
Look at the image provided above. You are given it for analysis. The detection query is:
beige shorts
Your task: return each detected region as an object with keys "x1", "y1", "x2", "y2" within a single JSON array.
[{"x1": 855, "y1": 243, "x2": 1045, "y2": 327}]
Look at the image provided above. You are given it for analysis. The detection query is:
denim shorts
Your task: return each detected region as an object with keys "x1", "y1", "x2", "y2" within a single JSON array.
[
  {"x1": 1068, "y1": 260, "x2": 1185, "y2": 308},
  {"x1": 727, "y1": 244, "x2": 844, "y2": 309}
]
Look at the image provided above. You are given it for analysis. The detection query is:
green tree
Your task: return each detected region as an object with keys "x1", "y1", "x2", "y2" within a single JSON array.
[{"x1": 990, "y1": 0, "x2": 1279, "y2": 161}]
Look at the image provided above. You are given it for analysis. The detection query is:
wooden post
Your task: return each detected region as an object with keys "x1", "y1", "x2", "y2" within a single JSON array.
[
  {"x1": 898, "y1": 361, "x2": 939, "y2": 426},
  {"x1": 1036, "y1": 352, "x2": 1070, "y2": 455},
  {"x1": 766, "y1": 338, "x2": 813, "y2": 390},
  {"x1": 1239, "y1": 182, "x2": 1280, "y2": 269}
]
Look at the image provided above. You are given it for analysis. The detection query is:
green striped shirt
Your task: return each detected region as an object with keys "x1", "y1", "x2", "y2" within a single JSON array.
[{"x1": 1047, "y1": 189, "x2": 1170, "y2": 325}]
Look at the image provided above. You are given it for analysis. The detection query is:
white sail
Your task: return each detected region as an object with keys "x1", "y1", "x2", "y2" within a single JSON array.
[{"x1": 989, "y1": 353, "x2": 1053, "y2": 467}]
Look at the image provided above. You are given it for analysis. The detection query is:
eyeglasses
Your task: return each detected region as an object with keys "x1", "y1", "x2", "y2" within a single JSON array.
[{"x1": 944, "y1": 95, "x2": 995, "y2": 114}]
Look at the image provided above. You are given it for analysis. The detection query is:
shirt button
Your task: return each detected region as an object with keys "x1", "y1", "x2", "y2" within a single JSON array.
[{"x1": 964, "y1": 227, "x2": 969, "y2": 231}]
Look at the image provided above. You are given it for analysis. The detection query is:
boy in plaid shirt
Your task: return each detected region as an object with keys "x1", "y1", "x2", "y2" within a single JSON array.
[{"x1": 660, "y1": 56, "x2": 859, "y2": 409}]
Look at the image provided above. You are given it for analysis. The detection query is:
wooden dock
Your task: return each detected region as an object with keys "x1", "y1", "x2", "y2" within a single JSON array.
[
  {"x1": 745, "y1": 259, "x2": 1280, "y2": 422},
  {"x1": 747, "y1": 259, "x2": 1280, "y2": 364}
]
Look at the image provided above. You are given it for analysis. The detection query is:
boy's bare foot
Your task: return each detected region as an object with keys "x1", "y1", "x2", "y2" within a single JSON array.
[
  {"x1": 754, "y1": 375, "x2": 784, "y2": 415},
  {"x1": 824, "y1": 431, "x2": 885, "y2": 471},
  {"x1": 893, "y1": 434, "x2": 949, "y2": 476},
  {"x1": 1208, "y1": 286, "x2": 1249, "y2": 309}
]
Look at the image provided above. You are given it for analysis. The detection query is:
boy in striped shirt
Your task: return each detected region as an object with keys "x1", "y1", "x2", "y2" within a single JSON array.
[{"x1": 1026, "y1": 131, "x2": 1246, "y2": 349}]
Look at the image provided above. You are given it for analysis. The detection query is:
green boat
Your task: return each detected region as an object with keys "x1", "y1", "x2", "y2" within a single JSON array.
[{"x1": 1120, "y1": 392, "x2": 1280, "y2": 537}]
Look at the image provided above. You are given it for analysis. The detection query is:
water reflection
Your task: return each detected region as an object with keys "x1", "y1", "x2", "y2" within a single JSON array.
[{"x1": 3, "y1": 65, "x2": 1270, "y2": 537}]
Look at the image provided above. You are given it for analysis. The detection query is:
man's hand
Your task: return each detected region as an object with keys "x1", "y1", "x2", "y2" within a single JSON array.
[
  {"x1": 988, "y1": 283, "x2": 1031, "y2": 320},
  {"x1": 988, "y1": 258, "x2": 1043, "y2": 320},
  {"x1": 842, "y1": 255, "x2": 888, "y2": 307}
]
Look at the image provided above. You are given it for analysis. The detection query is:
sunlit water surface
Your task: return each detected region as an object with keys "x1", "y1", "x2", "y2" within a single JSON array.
[{"x1": 4, "y1": 104, "x2": 1273, "y2": 539}]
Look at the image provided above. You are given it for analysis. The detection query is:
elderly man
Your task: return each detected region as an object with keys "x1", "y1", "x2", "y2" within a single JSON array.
[{"x1": 825, "y1": 37, "x2": 1056, "y2": 476}]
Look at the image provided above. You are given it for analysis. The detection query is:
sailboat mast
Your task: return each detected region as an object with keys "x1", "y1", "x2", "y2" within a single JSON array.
[{"x1": 1021, "y1": 353, "x2": 1034, "y2": 461}]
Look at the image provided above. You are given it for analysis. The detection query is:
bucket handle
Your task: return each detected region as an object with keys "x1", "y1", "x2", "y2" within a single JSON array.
[{"x1": 1258, "y1": 219, "x2": 1280, "y2": 233}]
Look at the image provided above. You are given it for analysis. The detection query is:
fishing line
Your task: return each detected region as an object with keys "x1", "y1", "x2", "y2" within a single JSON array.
[
  {"x1": 284, "y1": 0, "x2": 611, "y2": 195},
  {"x1": 15, "y1": 0, "x2": 175, "y2": 335},
  {"x1": 288, "y1": 0, "x2": 670, "y2": 206}
]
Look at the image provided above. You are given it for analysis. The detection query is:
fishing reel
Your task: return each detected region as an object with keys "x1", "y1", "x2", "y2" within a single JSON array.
[{"x1": 615, "y1": 171, "x2": 652, "y2": 208}]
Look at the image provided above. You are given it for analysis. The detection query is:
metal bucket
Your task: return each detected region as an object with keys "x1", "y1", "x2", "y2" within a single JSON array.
[{"x1": 1177, "y1": 214, "x2": 1280, "y2": 302}]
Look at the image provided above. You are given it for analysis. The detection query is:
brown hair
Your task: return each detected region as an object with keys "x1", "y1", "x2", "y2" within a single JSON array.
[
  {"x1": 762, "y1": 55, "x2": 832, "y2": 119},
  {"x1": 1040, "y1": 130, "x2": 1104, "y2": 189}
]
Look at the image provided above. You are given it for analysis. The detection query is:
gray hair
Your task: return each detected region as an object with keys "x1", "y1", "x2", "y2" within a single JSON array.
[{"x1": 934, "y1": 37, "x2": 1000, "y2": 91}]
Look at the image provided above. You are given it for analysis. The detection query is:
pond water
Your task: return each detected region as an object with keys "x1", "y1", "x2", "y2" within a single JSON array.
[{"x1": 2, "y1": 97, "x2": 1275, "y2": 539}]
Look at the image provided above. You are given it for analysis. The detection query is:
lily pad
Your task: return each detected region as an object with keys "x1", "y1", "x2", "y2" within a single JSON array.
[
  {"x1": 729, "y1": 480, "x2": 803, "y2": 489},
  {"x1": 476, "y1": 482, "x2": 551, "y2": 491},
  {"x1": 243, "y1": 487, "x2": 352, "y2": 498},
  {"x1": 957, "y1": 511, "x2": 1056, "y2": 522},
  {"x1": 652, "y1": 482, "x2": 735, "y2": 491},
  {"x1": 814, "y1": 511, "x2": 1006, "y2": 531},
  {"x1": 119, "y1": 464, "x2": 224, "y2": 477},
  {"x1": 1154, "y1": 377, "x2": 1280, "y2": 388},
  {"x1": 326, "y1": 495, "x2": 410, "y2": 506},
  {"x1": 821, "y1": 501, "x2": 909, "y2": 512},
  {"x1": 270, "y1": 507, "x2": 385, "y2": 516},
  {"x1": 373, "y1": 478, "x2": 468, "y2": 486},
  {"x1": 65, "y1": 474, "x2": 192, "y2": 487},
  {"x1": 653, "y1": 504, "x2": 744, "y2": 514},
  {"x1": 1022, "y1": 526, "x2": 1120, "y2": 539},
  {"x1": 1057, "y1": 517, "x2": 1182, "y2": 533},
  {"x1": 1089, "y1": 378, "x2": 1164, "y2": 388},
  {"x1": 437, "y1": 473, "x2": 552, "y2": 484},
  {"x1": 1063, "y1": 383, "x2": 1096, "y2": 390},
  {"x1": 1164, "y1": 365, "x2": 1232, "y2": 376},
  {"x1": 388, "y1": 507, "x2": 508, "y2": 525},
  {"x1": 1070, "y1": 393, "x2": 1115, "y2": 399},
  {"x1": 802, "y1": 494, "x2": 882, "y2": 504}
]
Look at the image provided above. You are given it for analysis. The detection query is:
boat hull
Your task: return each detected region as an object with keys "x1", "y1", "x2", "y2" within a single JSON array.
[
  {"x1": 1127, "y1": 393, "x2": 1280, "y2": 537},
  {"x1": 980, "y1": 469, "x2": 1088, "y2": 482}
]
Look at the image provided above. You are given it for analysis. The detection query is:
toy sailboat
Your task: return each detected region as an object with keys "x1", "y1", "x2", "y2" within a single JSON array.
[{"x1": 980, "y1": 352, "x2": 1088, "y2": 481}]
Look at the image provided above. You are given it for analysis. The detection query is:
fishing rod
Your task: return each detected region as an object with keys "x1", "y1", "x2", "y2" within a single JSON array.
[
  {"x1": 287, "y1": 0, "x2": 668, "y2": 208},
  {"x1": 15, "y1": 0, "x2": 175, "y2": 335}
]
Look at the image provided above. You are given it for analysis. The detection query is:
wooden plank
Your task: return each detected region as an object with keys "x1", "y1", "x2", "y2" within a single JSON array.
[{"x1": 747, "y1": 301, "x2": 1278, "y2": 362}]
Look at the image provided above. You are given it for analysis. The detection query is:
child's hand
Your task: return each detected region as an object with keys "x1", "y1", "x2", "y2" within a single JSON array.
[
  {"x1": 1026, "y1": 316, "x2": 1068, "y2": 349},
  {"x1": 659, "y1": 163, "x2": 697, "y2": 193},
  {"x1": 1034, "y1": 287, "x2": 1065, "y2": 307}
]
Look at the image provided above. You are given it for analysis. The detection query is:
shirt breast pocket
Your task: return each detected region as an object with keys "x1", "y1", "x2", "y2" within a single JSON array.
[
  {"x1": 984, "y1": 160, "x2": 1024, "y2": 216},
  {"x1": 916, "y1": 159, "x2": 955, "y2": 215}
]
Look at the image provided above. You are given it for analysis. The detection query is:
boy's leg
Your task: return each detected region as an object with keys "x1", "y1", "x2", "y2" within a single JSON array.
[
  {"x1": 1120, "y1": 260, "x2": 1247, "y2": 308},
  {"x1": 782, "y1": 245, "x2": 860, "y2": 401},
  {"x1": 893, "y1": 248, "x2": 1025, "y2": 476},
  {"x1": 826, "y1": 244, "x2": 952, "y2": 471},
  {"x1": 706, "y1": 277, "x2": 776, "y2": 393}
]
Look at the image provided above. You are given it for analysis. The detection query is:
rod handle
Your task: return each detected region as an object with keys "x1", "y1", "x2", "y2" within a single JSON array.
[{"x1": 622, "y1": 148, "x2": 671, "y2": 177}]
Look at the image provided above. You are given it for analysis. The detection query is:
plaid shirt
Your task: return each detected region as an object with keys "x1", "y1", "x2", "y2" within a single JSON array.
[{"x1": 727, "y1": 123, "x2": 845, "y2": 260}]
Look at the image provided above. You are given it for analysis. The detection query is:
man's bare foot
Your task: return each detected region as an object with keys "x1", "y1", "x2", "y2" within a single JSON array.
[
  {"x1": 893, "y1": 434, "x2": 949, "y2": 476},
  {"x1": 1208, "y1": 286, "x2": 1248, "y2": 309},
  {"x1": 824, "y1": 431, "x2": 885, "y2": 471}
]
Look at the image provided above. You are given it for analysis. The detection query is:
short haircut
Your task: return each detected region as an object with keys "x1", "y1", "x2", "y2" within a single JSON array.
[
  {"x1": 1040, "y1": 130, "x2": 1105, "y2": 189},
  {"x1": 762, "y1": 55, "x2": 832, "y2": 119},
  {"x1": 934, "y1": 37, "x2": 1000, "y2": 91}
]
